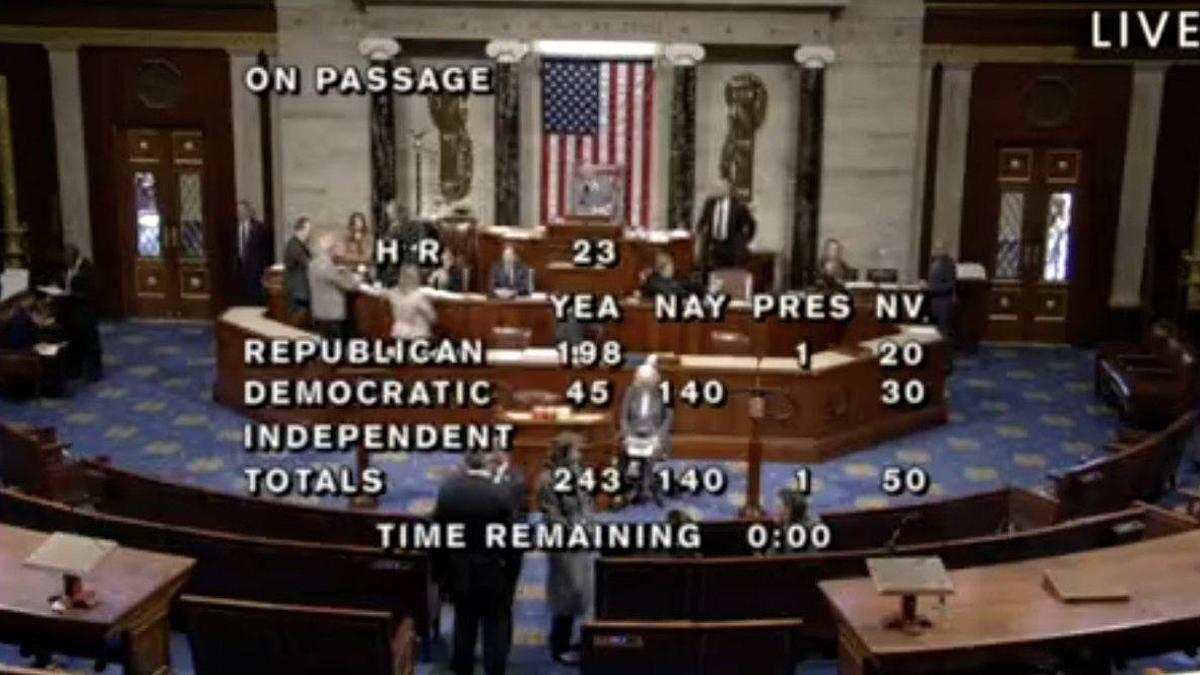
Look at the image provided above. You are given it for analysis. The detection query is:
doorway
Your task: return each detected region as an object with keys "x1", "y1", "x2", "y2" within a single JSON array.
[
  {"x1": 985, "y1": 146, "x2": 1082, "y2": 342},
  {"x1": 119, "y1": 128, "x2": 213, "y2": 319}
]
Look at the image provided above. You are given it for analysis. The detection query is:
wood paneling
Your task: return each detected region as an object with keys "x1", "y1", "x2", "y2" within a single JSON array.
[
  {"x1": 925, "y1": 0, "x2": 1200, "y2": 57},
  {"x1": 1147, "y1": 66, "x2": 1200, "y2": 325},
  {"x1": 0, "y1": 43, "x2": 60, "y2": 276},
  {"x1": 80, "y1": 46, "x2": 236, "y2": 318},
  {"x1": 0, "y1": 1, "x2": 275, "y2": 34},
  {"x1": 960, "y1": 64, "x2": 1131, "y2": 344}
]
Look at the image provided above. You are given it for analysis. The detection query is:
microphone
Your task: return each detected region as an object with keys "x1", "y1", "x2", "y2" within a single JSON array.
[{"x1": 885, "y1": 513, "x2": 922, "y2": 555}]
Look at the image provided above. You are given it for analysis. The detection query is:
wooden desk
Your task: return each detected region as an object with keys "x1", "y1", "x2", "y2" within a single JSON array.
[
  {"x1": 347, "y1": 291, "x2": 855, "y2": 358},
  {"x1": 474, "y1": 227, "x2": 694, "y2": 296},
  {"x1": 497, "y1": 410, "x2": 617, "y2": 509},
  {"x1": 0, "y1": 524, "x2": 193, "y2": 675},
  {"x1": 820, "y1": 530, "x2": 1200, "y2": 674},
  {"x1": 215, "y1": 308, "x2": 948, "y2": 463}
]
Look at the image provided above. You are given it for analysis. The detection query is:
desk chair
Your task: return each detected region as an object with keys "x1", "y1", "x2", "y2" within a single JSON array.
[
  {"x1": 708, "y1": 268, "x2": 753, "y2": 302},
  {"x1": 0, "y1": 350, "x2": 43, "y2": 398}
]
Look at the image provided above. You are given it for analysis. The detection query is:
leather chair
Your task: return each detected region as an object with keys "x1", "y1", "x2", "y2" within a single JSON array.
[
  {"x1": 1096, "y1": 321, "x2": 1198, "y2": 431},
  {"x1": 0, "y1": 350, "x2": 43, "y2": 398},
  {"x1": 708, "y1": 268, "x2": 753, "y2": 301},
  {"x1": 489, "y1": 326, "x2": 532, "y2": 350}
]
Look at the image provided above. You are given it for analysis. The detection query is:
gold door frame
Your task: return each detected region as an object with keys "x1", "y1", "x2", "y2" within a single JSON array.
[{"x1": 0, "y1": 75, "x2": 24, "y2": 268}]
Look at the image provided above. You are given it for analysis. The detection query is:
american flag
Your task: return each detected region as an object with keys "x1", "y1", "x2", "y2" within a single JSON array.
[{"x1": 540, "y1": 58, "x2": 654, "y2": 228}]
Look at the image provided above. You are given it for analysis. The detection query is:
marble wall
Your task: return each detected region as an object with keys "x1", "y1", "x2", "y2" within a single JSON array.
[
  {"x1": 272, "y1": 0, "x2": 929, "y2": 279},
  {"x1": 275, "y1": 0, "x2": 370, "y2": 238},
  {"x1": 822, "y1": 0, "x2": 925, "y2": 280}
]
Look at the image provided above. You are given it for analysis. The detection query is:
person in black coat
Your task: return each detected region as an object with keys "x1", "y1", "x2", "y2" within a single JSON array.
[
  {"x1": 928, "y1": 240, "x2": 956, "y2": 347},
  {"x1": 490, "y1": 448, "x2": 528, "y2": 655},
  {"x1": 538, "y1": 434, "x2": 594, "y2": 665},
  {"x1": 694, "y1": 179, "x2": 756, "y2": 275},
  {"x1": 434, "y1": 452, "x2": 516, "y2": 675},
  {"x1": 62, "y1": 244, "x2": 102, "y2": 382},
  {"x1": 235, "y1": 201, "x2": 273, "y2": 305},
  {"x1": 0, "y1": 296, "x2": 39, "y2": 351},
  {"x1": 282, "y1": 217, "x2": 313, "y2": 317}
]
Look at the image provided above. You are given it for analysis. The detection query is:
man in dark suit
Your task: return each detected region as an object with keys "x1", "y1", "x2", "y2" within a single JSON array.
[
  {"x1": 0, "y1": 295, "x2": 39, "y2": 351},
  {"x1": 62, "y1": 244, "x2": 102, "y2": 381},
  {"x1": 435, "y1": 452, "x2": 516, "y2": 675},
  {"x1": 490, "y1": 245, "x2": 532, "y2": 298},
  {"x1": 235, "y1": 201, "x2": 273, "y2": 305},
  {"x1": 490, "y1": 448, "x2": 527, "y2": 655},
  {"x1": 283, "y1": 217, "x2": 313, "y2": 317},
  {"x1": 928, "y1": 239, "x2": 956, "y2": 359},
  {"x1": 695, "y1": 179, "x2": 756, "y2": 275}
]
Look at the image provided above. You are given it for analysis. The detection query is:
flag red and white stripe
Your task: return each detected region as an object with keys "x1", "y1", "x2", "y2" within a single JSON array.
[{"x1": 540, "y1": 59, "x2": 654, "y2": 228}]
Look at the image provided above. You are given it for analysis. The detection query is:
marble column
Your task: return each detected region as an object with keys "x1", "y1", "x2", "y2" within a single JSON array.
[
  {"x1": 790, "y1": 46, "x2": 834, "y2": 288},
  {"x1": 47, "y1": 44, "x2": 92, "y2": 259},
  {"x1": 930, "y1": 63, "x2": 973, "y2": 259},
  {"x1": 664, "y1": 44, "x2": 704, "y2": 230},
  {"x1": 486, "y1": 40, "x2": 529, "y2": 227},
  {"x1": 1111, "y1": 63, "x2": 1166, "y2": 310},
  {"x1": 360, "y1": 37, "x2": 400, "y2": 238},
  {"x1": 518, "y1": 54, "x2": 541, "y2": 227}
]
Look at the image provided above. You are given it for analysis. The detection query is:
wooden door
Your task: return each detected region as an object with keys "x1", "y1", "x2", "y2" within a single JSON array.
[
  {"x1": 120, "y1": 128, "x2": 213, "y2": 319},
  {"x1": 986, "y1": 146, "x2": 1083, "y2": 343}
]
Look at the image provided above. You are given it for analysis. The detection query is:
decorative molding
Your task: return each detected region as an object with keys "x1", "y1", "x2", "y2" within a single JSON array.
[
  {"x1": 364, "y1": 6, "x2": 832, "y2": 46},
  {"x1": 365, "y1": 0, "x2": 846, "y2": 8},
  {"x1": 0, "y1": 25, "x2": 276, "y2": 53},
  {"x1": 794, "y1": 44, "x2": 835, "y2": 69},
  {"x1": 359, "y1": 36, "x2": 401, "y2": 61},
  {"x1": 485, "y1": 39, "x2": 530, "y2": 64},
  {"x1": 663, "y1": 43, "x2": 706, "y2": 67}
]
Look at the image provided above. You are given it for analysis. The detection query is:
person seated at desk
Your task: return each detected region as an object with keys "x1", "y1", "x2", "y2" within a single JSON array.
[
  {"x1": 816, "y1": 237, "x2": 852, "y2": 289},
  {"x1": 490, "y1": 245, "x2": 533, "y2": 299},
  {"x1": 388, "y1": 265, "x2": 435, "y2": 340},
  {"x1": 307, "y1": 233, "x2": 362, "y2": 341},
  {"x1": 428, "y1": 249, "x2": 467, "y2": 292},
  {"x1": 639, "y1": 251, "x2": 690, "y2": 299},
  {"x1": 335, "y1": 211, "x2": 373, "y2": 270},
  {"x1": 618, "y1": 358, "x2": 672, "y2": 507}
]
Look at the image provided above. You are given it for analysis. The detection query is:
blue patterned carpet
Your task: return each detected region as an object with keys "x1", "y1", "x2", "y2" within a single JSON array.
[{"x1": 1, "y1": 320, "x2": 1197, "y2": 674}]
